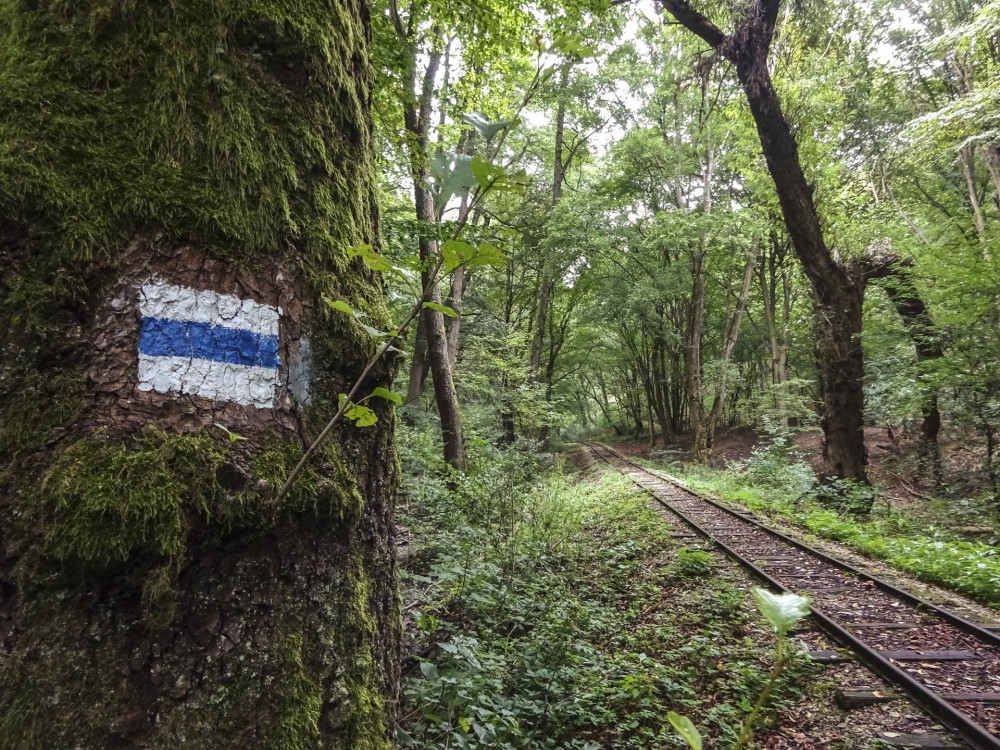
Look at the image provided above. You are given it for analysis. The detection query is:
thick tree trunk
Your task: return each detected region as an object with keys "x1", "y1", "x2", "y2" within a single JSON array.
[
  {"x1": 0, "y1": 3, "x2": 399, "y2": 748},
  {"x1": 734, "y1": 57, "x2": 868, "y2": 482}
]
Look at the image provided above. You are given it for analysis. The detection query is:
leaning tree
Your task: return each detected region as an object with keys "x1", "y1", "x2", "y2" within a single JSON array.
[
  {"x1": 658, "y1": 0, "x2": 872, "y2": 481},
  {"x1": 0, "y1": 1, "x2": 399, "y2": 747}
]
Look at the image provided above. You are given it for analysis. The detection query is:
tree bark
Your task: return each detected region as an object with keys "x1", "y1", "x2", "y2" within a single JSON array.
[
  {"x1": 529, "y1": 68, "x2": 569, "y2": 376},
  {"x1": 959, "y1": 145, "x2": 988, "y2": 243},
  {"x1": 406, "y1": 314, "x2": 429, "y2": 404},
  {"x1": 0, "y1": 3, "x2": 399, "y2": 747},
  {"x1": 659, "y1": 0, "x2": 869, "y2": 482},
  {"x1": 414, "y1": 188, "x2": 465, "y2": 470},
  {"x1": 687, "y1": 249, "x2": 709, "y2": 462},
  {"x1": 688, "y1": 143, "x2": 714, "y2": 465},
  {"x1": 760, "y1": 232, "x2": 793, "y2": 423},
  {"x1": 985, "y1": 146, "x2": 1000, "y2": 216},
  {"x1": 871, "y1": 260, "x2": 944, "y2": 484}
]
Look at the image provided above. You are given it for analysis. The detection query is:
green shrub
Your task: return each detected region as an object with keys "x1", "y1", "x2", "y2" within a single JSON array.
[{"x1": 670, "y1": 547, "x2": 715, "y2": 578}]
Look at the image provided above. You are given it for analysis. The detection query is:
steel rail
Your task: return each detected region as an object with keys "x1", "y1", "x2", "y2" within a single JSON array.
[
  {"x1": 586, "y1": 441, "x2": 1000, "y2": 750},
  {"x1": 593, "y1": 443, "x2": 1000, "y2": 648}
]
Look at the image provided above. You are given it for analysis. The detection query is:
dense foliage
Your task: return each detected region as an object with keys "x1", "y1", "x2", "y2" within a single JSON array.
[{"x1": 371, "y1": 0, "x2": 1000, "y2": 505}]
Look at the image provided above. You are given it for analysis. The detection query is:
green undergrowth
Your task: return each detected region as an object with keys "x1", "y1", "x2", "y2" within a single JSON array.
[
  {"x1": 640, "y1": 432, "x2": 1000, "y2": 609},
  {"x1": 396, "y1": 435, "x2": 816, "y2": 749}
]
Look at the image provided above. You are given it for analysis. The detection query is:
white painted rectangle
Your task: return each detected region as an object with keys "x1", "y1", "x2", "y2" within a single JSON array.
[
  {"x1": 136, "y1": 279, "x2": 282, "y2": 408},
  {"x1": 137, "y1": 354, "x2": 279, "y2": 408},
  {"x1": 138, "y1": 278, "x2": 280, "y2": 336}
]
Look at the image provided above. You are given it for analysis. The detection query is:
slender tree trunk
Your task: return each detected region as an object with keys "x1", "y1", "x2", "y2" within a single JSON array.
[
  {"x1": 446, "y1": 266, "x2": 465, "y2": 367},
  {"x1": 415, "y1": 189, "x2": 465, "y2": 470},
  {"x1": 529, "y1": 68, "x2": 568, "y2": 376},
  {"x1": 705, "y1": 251, "x2": 756, "y2": 453},
  {"x1": 984, "y1": 146, "x2": 1000, "y2": 216},
  {"x1": 445, "y1": 133, "x2": 477, "y2": 367},
  {"x1": 760, "y1": 233, "x2": 792, "y2": 424},
  {"x1": 689, "y1": 144, "x2": 713, "y2": 465},
  {"x1": 879, "y1": 266, "x2": 944, "y2": 485},
  {"x1": 403, "y1": 33, "x2": 465, "y2": 471},
  {"x1": 687, "y1": 250, "x2": 709, "y2": 462},
  {"x1": 651, "y1": 335, "x2": 672, "y2": 442},
  {"x1": 406, "y1": 314, "x2": 429, "y2": 404},
  {"x1": 0, "y1": 4, "x2": 399, "y2": 747},
  {"x1": 960, "y1": 146, "x2": 988, "y2": 243}
]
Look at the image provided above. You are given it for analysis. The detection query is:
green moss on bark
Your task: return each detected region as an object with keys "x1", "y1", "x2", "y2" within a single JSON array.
[
  {"x1": 0, "y1": 0, "x2": 375, "y2": 268},
  {"x1": 271, "y1": 632, "x2": 324, "y2": 750},
  {"x1": 13, "y1": 427, "x2": 363, "y2": 613}
]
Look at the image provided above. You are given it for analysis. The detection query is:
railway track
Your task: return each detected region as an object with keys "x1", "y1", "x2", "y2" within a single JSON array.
[{"x1": 586, "y1": 442, "x2": 1000, "y2": 750}]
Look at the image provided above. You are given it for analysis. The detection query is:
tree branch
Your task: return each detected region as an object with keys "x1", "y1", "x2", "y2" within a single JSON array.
[{"x1": 656, "y1": 0, "x2": 728, "y2": 49}]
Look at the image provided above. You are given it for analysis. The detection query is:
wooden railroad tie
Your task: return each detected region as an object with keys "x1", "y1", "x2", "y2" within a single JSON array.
[
  {"x1": 876, "y1": 733, "x2": 962, "y2": 749},
  {"x1": 847, "y1": 622, "x2": 924, "y2": 630},
  {"x1": 808, "y1": 650, "x2": 853, "y2": 664},
  {"x1": 882, "y1": 650, "x2": 980, "y2": 661}
]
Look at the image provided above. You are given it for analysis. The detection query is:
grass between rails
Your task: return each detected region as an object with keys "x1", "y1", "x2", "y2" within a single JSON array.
[
  {"x1": 396, "y1": 441, "x2": 816, "y2": 749},
  {"x1": 636, "y1": 432, "x2": 1000, "y2": 610}
]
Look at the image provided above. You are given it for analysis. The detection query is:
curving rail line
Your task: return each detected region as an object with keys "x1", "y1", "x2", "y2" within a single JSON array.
[{"x1": 586, "y1": 441, "x2": 1000, "y2": 750}]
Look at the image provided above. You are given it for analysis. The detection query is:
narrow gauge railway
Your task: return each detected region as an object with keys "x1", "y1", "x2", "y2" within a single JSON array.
[{"x1": 587, "y1": 442, "x2": 1000, "y2": 750}]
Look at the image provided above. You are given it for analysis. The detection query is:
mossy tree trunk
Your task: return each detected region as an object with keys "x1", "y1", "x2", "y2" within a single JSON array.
[{"x1": 0, "y1": 2, "x2": 399, "y2": 748}]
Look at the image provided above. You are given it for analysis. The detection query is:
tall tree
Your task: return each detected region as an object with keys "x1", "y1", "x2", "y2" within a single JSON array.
[
  {"x1": 0, "y1": 2, "x2": 399, "y2": 747},
  {"x1": 395, "y1": 23, "x2": 467, "y2": 470},
  {"x1": 658, "y1": 0, "x2": 872, "y2": 481}
]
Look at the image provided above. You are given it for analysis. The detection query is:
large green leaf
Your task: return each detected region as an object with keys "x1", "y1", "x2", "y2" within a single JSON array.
[
  {"x1": 345, "y1": 403, "x2": 378, "y2": 427},
  {"x1": 324, "y1": 296, "x2": 364, "y2": 319},
  {"x1": 428, "y1": 152, "x2": 477, "y2": 211},
  {"x1": 667, "y1": 712, "x2": 702, "y2": 750},
  {"x1": 423, "y1": 301, "x2": 459, "y2": 318},
  {"x1": 347, "y1": 243, "x2": 393, "y2": 273},
  {"x1": 462, "y1": 112, "x2": 516, "y2": 141},
  {"x1": 548, "y1": 33, "x2": 597, "y2": 59},
  {"x1": 441, "y1": 239, "x2": 506, "y2": 273},
  {"x1": 753, "y1": 588, "x2": 810, "y2": 636},
  {"x1": 470, "y1": 157, "x2": 527, "y2": 194},
  {"x1": 369, "y1": 386, "x2": 402, "y2": 404}
]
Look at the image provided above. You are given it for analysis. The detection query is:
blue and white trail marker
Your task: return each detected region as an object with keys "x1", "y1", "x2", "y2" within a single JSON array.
[{"x1": 137, "y1": 279, "x2": 282, "y2": 408}]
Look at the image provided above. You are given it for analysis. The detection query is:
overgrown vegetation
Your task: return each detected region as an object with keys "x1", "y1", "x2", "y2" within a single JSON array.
[{"x1": 396, "y1": 431, "x2": 816, "y2": 748}]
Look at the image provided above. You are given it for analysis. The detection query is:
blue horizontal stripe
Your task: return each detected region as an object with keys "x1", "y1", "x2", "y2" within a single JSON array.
[{"x1": 139, "y1": 317, "x2": 280, "y2": 369}]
